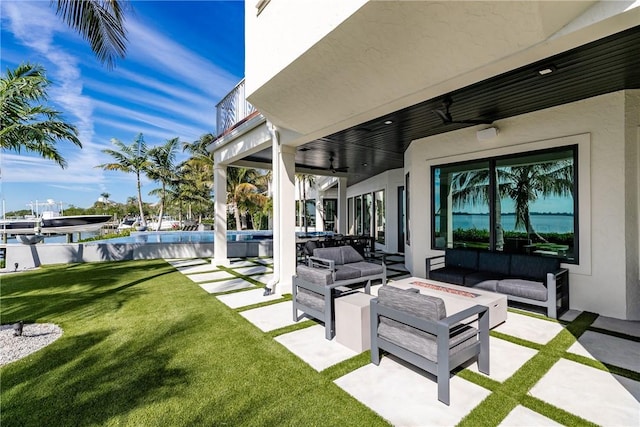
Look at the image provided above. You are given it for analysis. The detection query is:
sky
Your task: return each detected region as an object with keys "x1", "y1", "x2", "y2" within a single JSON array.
[{"x1": 0, "y1": 0, "x2": 244, "y2": 213}]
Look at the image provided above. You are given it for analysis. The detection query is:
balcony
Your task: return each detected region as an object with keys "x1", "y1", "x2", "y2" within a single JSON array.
[{"x1": 215, "y1": 79, "x2": 257, "y2": 136}]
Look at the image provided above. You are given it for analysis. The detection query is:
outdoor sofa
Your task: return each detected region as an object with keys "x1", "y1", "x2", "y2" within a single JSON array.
[
  {"x1": 426, "y1": 248, "x2": 569, "y2": 318},
  {"x1": 370, "y1": 285, "x2": 490, "y2": 405},
  {"x1": 292, "y1": 245, "x2": 387, "y2": 339}
]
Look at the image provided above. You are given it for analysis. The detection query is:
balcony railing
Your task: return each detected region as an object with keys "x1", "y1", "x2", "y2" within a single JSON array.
[{"x1": 216, "y1": 79, "x2": 256, "y2": 136}]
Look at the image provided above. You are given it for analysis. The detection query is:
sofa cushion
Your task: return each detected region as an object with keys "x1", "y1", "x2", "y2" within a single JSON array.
[
  {"x1": 334, "y1": 265, "x2": 362, "y2": 281},
  {"x1": 464, "y1": 271, "x2": 505, "y2": 286},
  {"x1": 509, "y1": 254, "x2": 559, "y2": 281},
  {"x1": 446, "y1": 248, "x2": 479, "y2": 270},
  {"x1": 348, "y1": 261, "x2": 383, "y2": 277},
  {"x1": 313, "y1": 247, "x2": 344, "y2": 265},
  {"x1": 477, "y1": 251, "x2": 511, "y2": 275},
  {"x1": 296, "y1": 288, "x2": 324, "y2": 312},
  {"x1": 341, "y1": 245, "x2": 365, "y2": 263},
  {"x1": 497, "y1": 279, "x2": 548, "y2": 301},
  {"x1": 429, "y1": 267, "x2": 474, "y2": 286},
  {"x1": 472, "y1": 280, "x2": 499, "y2": 292},
  {"x1": 296, "y1": 265, "x2": 334, "y2": 285},
  {"x1": 378, "y1": 319, "x2": 478, "y2": 361},
  {"x1": 378, "y1": 285, "x2": 446, "y2": 321}
]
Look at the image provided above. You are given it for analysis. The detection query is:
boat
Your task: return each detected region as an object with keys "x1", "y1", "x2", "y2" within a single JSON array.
[
  {"x1": 0, "y1": 199, "x2": 112, "y2": 237},
  {"x1": 147, "y1": 216, "x2": 181, "y2": 231}
]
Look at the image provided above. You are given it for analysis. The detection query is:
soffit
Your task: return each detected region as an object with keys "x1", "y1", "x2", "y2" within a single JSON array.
[
  {"x1": 240, "y1": 26, "x2": 640, "y2": 185},
  {"x1": 246, "y1": 0, "x2": 596, "y2": 137}
]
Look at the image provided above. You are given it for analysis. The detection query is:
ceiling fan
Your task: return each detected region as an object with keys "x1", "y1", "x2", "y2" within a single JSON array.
[
  {"x1": 327, "y1": 154, "x2": 349, "y2": 174},
  {"x1": 432, "y1": 96, "x2": 492, "y2": 125}
]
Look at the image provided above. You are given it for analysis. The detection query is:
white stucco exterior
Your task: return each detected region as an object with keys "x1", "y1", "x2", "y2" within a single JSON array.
[
  {"x1": 213, "y1": 0, "x2": 640, "y2": 319},
  {"x1": 406, "y1": 91, "x2": 640, "y2": 319}
]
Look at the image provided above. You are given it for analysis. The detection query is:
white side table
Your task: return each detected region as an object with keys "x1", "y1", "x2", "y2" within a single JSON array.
[{"x1": 335, "y1": 292, "x2": 375, "y2": 352}]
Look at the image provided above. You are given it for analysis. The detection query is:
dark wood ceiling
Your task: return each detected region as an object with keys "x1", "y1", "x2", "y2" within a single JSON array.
[{"x1": 243, "y1": 26, "x2": 640, "y2": 184}]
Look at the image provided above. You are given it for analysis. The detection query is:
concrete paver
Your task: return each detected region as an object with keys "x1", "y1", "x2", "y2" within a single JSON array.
[
  {"x1": 239, "y1": 301, "x2": 297, "y2": 332},
  {"x1": 217, "y1": 288, "x2": 282, "y2": 309},
  {"x1": 275, "y1": 325, "x2": 357, "y2": 371},
  {"x1": 335, "y1": 356, "x2": 490, "y2": 426},
  {"x1": 499, "y1": 406, "x2": 562, "y2": 426},
  {"x1": 530, "y1": 358, "x2": 640, "y2": 426}
]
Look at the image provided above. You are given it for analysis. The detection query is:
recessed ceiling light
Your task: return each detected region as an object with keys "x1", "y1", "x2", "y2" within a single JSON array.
[
  {"x1": 362, "y1": 162, "x2": 368, "y2": 167},
  {"x1": 384, "y1": 120, "x2": 393, "y2": 125},
  {"x1": 538, "y1": 65, "x2": 556, "y2": 75}
]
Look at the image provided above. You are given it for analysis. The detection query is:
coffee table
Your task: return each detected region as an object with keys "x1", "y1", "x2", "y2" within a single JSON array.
[{"x1": 388, "y1": 277, "x2": 507, "y2": 328}]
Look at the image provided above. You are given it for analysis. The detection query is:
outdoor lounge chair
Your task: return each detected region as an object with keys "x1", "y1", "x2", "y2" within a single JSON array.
[
  {"x1": 370, "y1": 285, "x2": 490, "y2": 405},
  {"x1": 292, "y1": 264, "x2": 367, "y2": 340}
]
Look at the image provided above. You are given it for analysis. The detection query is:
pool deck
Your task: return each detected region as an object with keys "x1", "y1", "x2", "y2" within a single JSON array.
[{"x1": 168, "y1": 256, "x2": 640, "y2": 427}]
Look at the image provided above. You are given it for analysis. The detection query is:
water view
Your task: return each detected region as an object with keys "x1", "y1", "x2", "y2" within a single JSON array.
[{"x1": 450, "y1": 213, "x2": 574, "y2": 233}]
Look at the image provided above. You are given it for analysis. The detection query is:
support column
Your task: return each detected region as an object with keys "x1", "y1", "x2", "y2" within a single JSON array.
[
  {"x1": 272, "y1": 133, "x2": 297, "y2": 295},
  {"x1": 337, "y1": 177, "x2": 347, "y2": 234},
  {"x1": 213, "y1": 162, "x2": 229, "y2": 266}
]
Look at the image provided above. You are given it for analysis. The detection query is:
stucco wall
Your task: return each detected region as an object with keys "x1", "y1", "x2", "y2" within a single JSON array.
[
  {"x1": 406, "y1": 90, "x2": 639, "y2": 320},
  {"x1": 0, "y1": 241, "x2": 273, "y2": 271}
]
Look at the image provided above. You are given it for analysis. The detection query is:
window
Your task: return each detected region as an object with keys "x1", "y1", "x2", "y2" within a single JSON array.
[
  {"x1": 432, "y1": 146, "x2": 577, "y2": 262},
  {"x1": 355, "y1": 195, "x2": 363, "y2": 235},
  {"x1": 406, "y1": 173, "x2": 410, "y2": 246},
  {"x1": 296, "y1": 199, "x2": 316, "y2": 228},
  {"x1": 375, "y1": 190, "x2": 385, "y2": 244},
  {"x1": 323, "y1": 199, "x2": 337, "y2": 232},
  {"x1": 363, "y1": 193, "x2": 373, "y2": 236}
]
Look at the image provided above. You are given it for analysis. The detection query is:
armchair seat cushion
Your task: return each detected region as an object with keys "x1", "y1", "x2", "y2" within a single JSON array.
[
  {"x1": 334, "y1": 265, "x2": 362, "y2": 281},
  {"x1": 497, "y1": 279, "x2": 547, "y2": 301},
  {"x1": 348, "y1": 261, "x2": 384, "y2": 276},
  {"x1": 378, "y1": 320, "x2": 478, "y2": 360}
]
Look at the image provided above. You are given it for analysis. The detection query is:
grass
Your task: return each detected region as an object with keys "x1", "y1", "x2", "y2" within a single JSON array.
[{"x1": 0, "y1": 260, "x2": 389, "y2": 427}]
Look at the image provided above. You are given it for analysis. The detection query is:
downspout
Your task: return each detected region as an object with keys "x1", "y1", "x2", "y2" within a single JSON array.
[{"x1": 264, "y1": 121, "x2": 279, "y2": 295}]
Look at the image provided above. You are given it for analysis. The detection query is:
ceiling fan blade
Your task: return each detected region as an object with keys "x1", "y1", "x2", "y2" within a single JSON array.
[{"x1": 432, "y1": 108, "x2": 451, "y2": 124}]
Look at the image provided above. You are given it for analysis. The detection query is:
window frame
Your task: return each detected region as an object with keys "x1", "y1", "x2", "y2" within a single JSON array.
[{"x1": 430, "y1": 145, "x2": 579, "y2": 263}]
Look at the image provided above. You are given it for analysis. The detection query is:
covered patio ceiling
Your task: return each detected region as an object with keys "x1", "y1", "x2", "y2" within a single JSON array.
[{"x1": 241, "y1": 26, "x2": 639, "y2": 185}]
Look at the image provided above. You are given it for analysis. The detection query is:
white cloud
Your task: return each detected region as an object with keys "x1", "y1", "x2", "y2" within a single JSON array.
[{"x1": 126, "y1": 18, "x2": 238, "y2": 99}]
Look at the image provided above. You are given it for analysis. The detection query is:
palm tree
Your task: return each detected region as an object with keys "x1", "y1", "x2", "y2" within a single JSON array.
[
  {"x1": 227, "y1": 167, "x2": 269, "y2": 230},
  {"x1": 296, "y1": 173, "x2": 316, "y2": 234},
  {"x1": 52, "y1": 0, "x2": 129, "y2": 69},
  {"x1": 177, "y1": 158, "x2": 214, "y2": 223},
  {"x1": 501, "y1": 160, "x2": 573, "y2": 240},
  {"x1": 97, "y1": 133, "x2": 149, "y2": 227},
  {"x1": 0, "y1": 63, "x2": 82, "y2": 168},
  {"x1": 449, "y1": 158, "x2": 573, "y2": 247},
  {"x1": 146, "y1": 137, "x2": 180, "y2": 231}
]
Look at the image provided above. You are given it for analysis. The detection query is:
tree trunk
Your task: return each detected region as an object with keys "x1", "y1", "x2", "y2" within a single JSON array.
[{"x1": 136, "y1": 171, "x2": 146, "y2": 227}]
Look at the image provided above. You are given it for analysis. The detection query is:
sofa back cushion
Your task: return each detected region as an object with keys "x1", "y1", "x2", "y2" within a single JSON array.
[
  {"x1": 478, "y1": 251, "x2": 511, "y2": 275},
  {"x1": 313, "y1": 247, "x2": 344, "y2": 265},
  {"x1": 296, "y1": 265, "x2": 334, "y2": 285},
  {"x1": 510, "y1": 254, "x2": 560, "y2": 280},
  {"x1": 378, "y1": 285, "x2": 446, "y2": 321},
  {"x1": 341, "y1": 245, "x2": 365, "y2": 264},
  {"x1": 445, "y1": 248, "x2": 479, "y2": 270}
]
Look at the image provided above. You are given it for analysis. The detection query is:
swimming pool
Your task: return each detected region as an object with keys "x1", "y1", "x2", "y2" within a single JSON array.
[{"x1": 87, "y1": 230, "x2": 334, "y2": 244}]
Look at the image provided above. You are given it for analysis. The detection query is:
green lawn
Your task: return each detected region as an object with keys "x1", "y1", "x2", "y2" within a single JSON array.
[{"x1": 1, "y1": 260, "x2": 389, "y2": 426}]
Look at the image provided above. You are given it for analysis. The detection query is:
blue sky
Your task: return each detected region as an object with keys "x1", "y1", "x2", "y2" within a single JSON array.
[{"x1": 1, "y1": 0, "x2": 244, "y2": 213}]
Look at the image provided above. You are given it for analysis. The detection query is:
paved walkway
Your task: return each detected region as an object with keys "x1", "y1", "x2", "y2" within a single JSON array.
[{"x1": 166, "y1": 257, "x2": 640, "y2": 426}]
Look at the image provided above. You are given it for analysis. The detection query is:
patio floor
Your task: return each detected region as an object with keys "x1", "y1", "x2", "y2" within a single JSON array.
[{"x1": 166, "y1": 256, "x2": 640, "y2": 426}]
